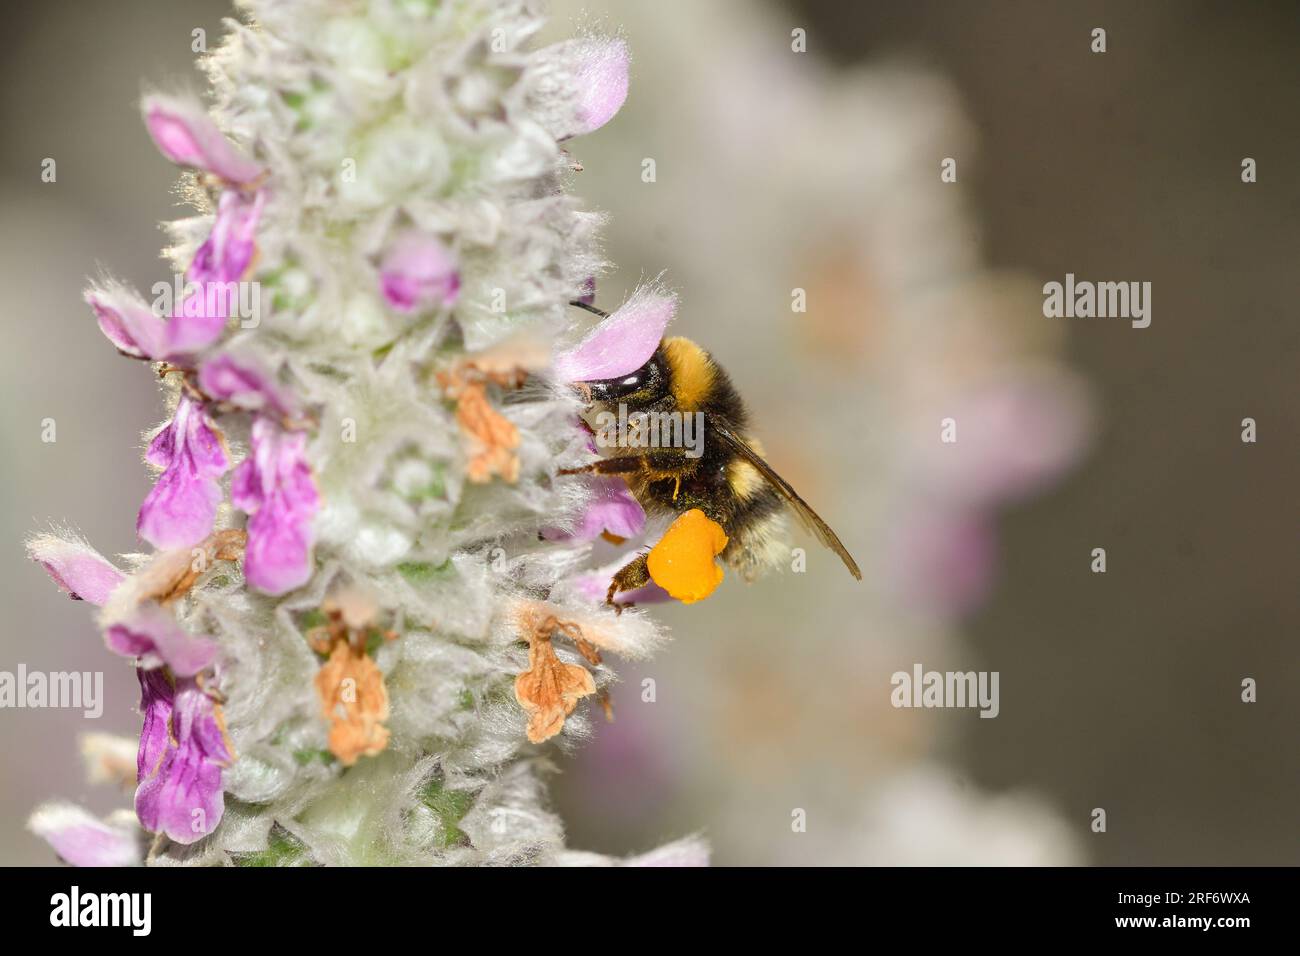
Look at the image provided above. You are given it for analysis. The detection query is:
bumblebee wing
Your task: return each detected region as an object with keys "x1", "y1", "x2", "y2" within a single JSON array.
[{"x1": 713, "y1": 423, "x2": 862, "y2": 580}]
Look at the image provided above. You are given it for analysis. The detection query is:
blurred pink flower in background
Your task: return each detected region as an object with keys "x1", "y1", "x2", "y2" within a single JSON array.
[{"x1": 891, "y1": 370, "x2": 1093, "y2": 617}]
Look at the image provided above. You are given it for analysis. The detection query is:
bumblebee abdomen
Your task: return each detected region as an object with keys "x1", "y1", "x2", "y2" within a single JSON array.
[{"x1": 721, "y1": 486, "x2": 790, "y2": 580}]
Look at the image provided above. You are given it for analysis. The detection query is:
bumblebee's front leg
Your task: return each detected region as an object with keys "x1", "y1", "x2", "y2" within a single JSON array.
[
  {"x1": 558, "y1": 456, "x2": 648, "y2": 477},
  {"x1": 558, "y1": 452, "x2": 685, "y2": 485},
  {"x1": 606, "y1": 552, "x2": 650, "y2": 615}
]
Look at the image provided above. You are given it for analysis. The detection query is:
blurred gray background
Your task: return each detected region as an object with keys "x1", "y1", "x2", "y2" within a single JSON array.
[{"x1": 1, "y1": 0, "x2": 1295, "y2": 865}]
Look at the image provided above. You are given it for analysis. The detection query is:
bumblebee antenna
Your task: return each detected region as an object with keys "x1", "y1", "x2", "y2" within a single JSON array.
[{"x1": 568, "y1": 299, "x2": 610, "y2": 319}]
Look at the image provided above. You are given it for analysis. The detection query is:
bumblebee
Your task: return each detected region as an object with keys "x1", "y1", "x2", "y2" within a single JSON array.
[{"x1": 561, "y1": 301, "x2": 862, "y2": 609}]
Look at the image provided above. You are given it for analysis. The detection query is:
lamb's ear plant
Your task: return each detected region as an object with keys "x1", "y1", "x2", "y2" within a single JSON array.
[{"x1": 25, "y1": 0, "x2": 706, "y2": 868}]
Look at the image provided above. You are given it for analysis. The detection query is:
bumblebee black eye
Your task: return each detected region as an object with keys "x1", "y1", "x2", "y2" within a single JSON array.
[{"x1": 584, "y1": 352, "x2": 664, "y2": 401}]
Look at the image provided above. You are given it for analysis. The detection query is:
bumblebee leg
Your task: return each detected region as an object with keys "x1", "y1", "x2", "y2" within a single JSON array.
[
  {"x1": 558, "y1": 456, "x2": 646, "y2": 477},
  {"x1": 559, "y1": 454, "x2": 685, "y2": 481},
  {"x1": 606, "y1": 552, "x2": 651, "y2": 616}
]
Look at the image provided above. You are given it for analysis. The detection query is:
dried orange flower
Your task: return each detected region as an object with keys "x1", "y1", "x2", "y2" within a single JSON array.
[
  {"x1": 456, "y1": 380, "x2": 521, "y2": 483},
  {"x1": 436, "y1": 342, "x2": 545, "y2": 485},
  {"x1": 513, "y1": 610, "x2": 596, "y2": 744},
  {"x1": 309, "y1": 584, "x2": 394, "y2": 765},
  {"x1": 315, "y1": 639, "x2": 391, "y2": 766},
  {"x1": 646, "y1": 509, "x2": 729, "y2": 603}
]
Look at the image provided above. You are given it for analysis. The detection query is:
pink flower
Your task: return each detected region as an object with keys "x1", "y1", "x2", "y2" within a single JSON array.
[
  {"x1": 168, "y1": 189, "x2": 265, "y2": 355},
  {"x1": 890, "y1": 371, "x2": 1092, "y2": 616},
  {"x1": 571, "y1": 553, "x2": 673, "y2": 606},
  {"x1": 553, "y1": 285, "x2": 676, "y2": 382},
  {"x1": 28, "y1": 803, "x2": 141, "y2": 867},
  {"x1": 231, "y1": 418, "x2": 319, "y2": 595},
  {"x1": 378, "y1": 230, "x2": 460, "y2": 313},
  {"x1": 535, "y1": 38, "x2": 631, "y2": 140},
  {"x1": 566, "y1": 39, "x2": 630, "y2": 137},
  {"x1": 198, "y1": 351, "x2": 295, "y2": 417},
  {"x1": 544, "y1": 476, "x2": 646, "y2": 542},
  {"x1": 26, "y1": 533, "x2": 124, "y2": 606},
  {"x1": 136, "y1": 668, "x2": 173, "y2": 786},
  {"x1": 889, "y1": 506, "x2": 996, "y2": 617},
  {"x1": 134, "y1": 670, "x2": 232, "y2": 845},
  {"x1": 104, "y1": 604, "x2": 218, "y2": 678},
  {"x1": 85, "y1": 285, "x2": 168, "y2": 360},
  {"x1": 574, "y1": 574, "x2": 671, "y2": 607},
  {"x1": 142, "y1": 94, "x2": 263, "y2": 185},
  {"x1": 85, "y1": 190, "x2": 265, "y2": 362},
  {"x1": 137, "y1": 395, "x2": 230, "y2": 550},
  {"x1": 907, "y1": 373, "x2": 1092, "y2": 510}
]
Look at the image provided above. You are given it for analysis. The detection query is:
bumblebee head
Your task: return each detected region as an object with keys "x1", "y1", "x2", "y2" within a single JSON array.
[{"x1": 581, "y1": 346, "x2": 670, "y2": 406}]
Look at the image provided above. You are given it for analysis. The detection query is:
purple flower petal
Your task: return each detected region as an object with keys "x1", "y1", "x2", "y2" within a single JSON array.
[
  {"x1": 889, "y1": 506, "x2": 997, "y2": 617},
  {"x1": 544, "y1": 476, "x2": 646, "y2": 541},
  {"x1": 538, "y1": 38, "x2": 630, "y2": 140},
  {"x1": 553, "y1": 286, "x2": 675, "y2": 382},
  {"x1": 136, "y1": 668, "x2": 174, "y2": 787},
  {"x1": 105, "y1": 604, "x2": 218, "y2": 677},
  {"x1": 568, "y1": 38, "x2": 630, "y2": 137},
  {"x1": 576, "y1": 276, "x2": 597, "y2": 306},
  {"x1": 188, "y1": 191, "x2": 263, "y2": 287},
  {"x1": 137, "y1": 395, "x2": 230, "y2": 550},
  {"x1": 85, "y1": 285, "x2": 167, "y2": 360},
  {"x1": 231, "y1": 418, "x2": 319, "y2": 595},
  {"x1": 142, "y1": 94, "x2": 263, "y2": 184},
  {"x1": 583, "y1": 479, "x2": 646, "y2": 538},
  {"x1": 168, "y1": 189, "x2": 265, "y2": 355},
  {"x1": 198, "y1": 352, "x2": 295, "y2": 417},
  {"x1": 910, "y1": 373, "x2": 1092, "y2": 509},
  {"x1": 134, "y1": 675, "x2": 232, "y2": 845},
  {"x1": 26, "y1": 533, "x2": 124, "y2": 606},
  {"x1": 572, "y1": 558, "x2": 673, "y2": 605},
  {"x1": 379, "y1": 230, "x2": 460, "y2": 313},
  {"x1": 28, "y1": 803, "x2": 141, "y2": 867}
]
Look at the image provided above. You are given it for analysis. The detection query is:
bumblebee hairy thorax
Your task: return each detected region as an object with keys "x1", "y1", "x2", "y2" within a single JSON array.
[
  {"x1": 600, "y1": 338, "x2": 787, "y2": 571},
  {"x1": 569, "y1": 325, "x2": 862, "y2": 599}
]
